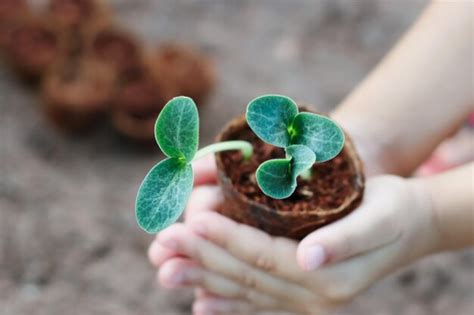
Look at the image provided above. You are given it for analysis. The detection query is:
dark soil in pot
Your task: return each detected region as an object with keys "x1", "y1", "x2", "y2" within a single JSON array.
[{"x1": 215, "y1": 109, "x2": 365, "y2": 240}]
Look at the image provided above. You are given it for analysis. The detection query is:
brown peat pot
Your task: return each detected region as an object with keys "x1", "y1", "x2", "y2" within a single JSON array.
[
  {"x1": 0, "y1": 0, "x2": 27, "y2": 23},
  {"x1": 215, "y1": 108, "x2": 365, "y2": 240},
  {"x1": 0, "y1": 0, "x2": 29, "y2": 49},
  {"x1": 152, "y1": 43, "x2": 215, "y2": 104},
  {"x1": 111, "y1": 63, "x2": 175, "y2": 142},
  {"x1": 48, "y1": 0, "x2": 110, "y2": 31},
  {"x1": 41, "y1": 57, "x2": 114, "y2": 132},
  {"x1": 4, "y1": 16, "x2": 61, "y2": 80},
  {"x1": 86, "y1": 27, "x2": 141, "y2": 75}
]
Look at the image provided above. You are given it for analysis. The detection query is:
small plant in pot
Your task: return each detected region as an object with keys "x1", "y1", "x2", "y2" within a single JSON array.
[{"x1": 135, "y1": 95, "x2": 364, "y2": 239}]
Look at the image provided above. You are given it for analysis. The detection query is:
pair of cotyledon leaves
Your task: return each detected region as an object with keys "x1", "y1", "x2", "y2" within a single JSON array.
[
  {"x1": 247, "y1": 94, "x2": 345, "y2": 200},
  {"x1": 136, "y1": 95, "x2": 344, "y2": 233}
]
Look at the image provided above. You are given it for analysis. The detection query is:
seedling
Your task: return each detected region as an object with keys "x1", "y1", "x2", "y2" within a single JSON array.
[
  {"x1": 136, "y1": 95, "x2": 344, "y2": 233},
  {"x1": 246, "y1": 95, "x2": 345, "y2": 198}
]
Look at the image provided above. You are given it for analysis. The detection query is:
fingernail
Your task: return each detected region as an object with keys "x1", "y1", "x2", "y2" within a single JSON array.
[{"x1": 304, "y1": 245, "x2": 326, "y2": 271}]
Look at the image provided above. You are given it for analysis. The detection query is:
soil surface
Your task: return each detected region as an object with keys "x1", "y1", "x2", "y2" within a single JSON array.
[
  {"x1": 219, "y1": 122, "x2": 360, "y2": 212},
  {"x1": 1, "y1": 1, "x2": 473, "y2": 315}
]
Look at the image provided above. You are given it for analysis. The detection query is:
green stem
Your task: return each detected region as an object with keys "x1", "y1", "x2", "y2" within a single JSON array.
[
  {"x1": 193, "y1": 141, "x2": 253, "y2": 161},
  {"x1": 300, "y1": 168, "x2": 312, "y2": 180}
]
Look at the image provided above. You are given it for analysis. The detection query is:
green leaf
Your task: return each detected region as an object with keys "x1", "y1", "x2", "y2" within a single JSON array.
[
  {"x1": 155, "y1": 96, "x2": 199, "y2": 162},
  {"x1": 256, "y1": 145, "x2": 316, "y2": 199},
  {"x1": 256, "y1": 158, "x2": 295, "y2": 199},
  {"x1": 285, "y1": 145, "x2": 316, "y2": 179},
  {"x1": 246, "y1": 94, "x2": 298, "y2": 148},
  {"x1": 135, "y1": 158, "x2": 193, "y2": 234},
  {"x1": 291, "y1": 113, "x2": 345, "y2": 162}
]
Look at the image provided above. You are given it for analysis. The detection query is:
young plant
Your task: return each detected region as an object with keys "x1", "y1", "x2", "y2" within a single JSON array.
[
  {"x1": 135, "y1": 95, "x2": 345, "y2": 233},
  {"x1": 246, "y1": 95, "x2": 345, "y2": 198},
  {"x1": 135, "y1": 96, "x2": 252, "y2": 233}
]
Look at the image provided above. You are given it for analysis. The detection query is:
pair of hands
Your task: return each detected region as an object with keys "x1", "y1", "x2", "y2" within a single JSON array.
[{"x1": 148, "y1": 153, "x2": 440, "y2": 314}]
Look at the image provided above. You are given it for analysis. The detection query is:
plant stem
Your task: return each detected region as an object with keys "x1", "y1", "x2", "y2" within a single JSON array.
[
  {"x1": 193, "y1": 141, "x2": 253, "y2": 161},
  {"x1": 300, "y1": 168, "x2": 312, "y2": 180}
]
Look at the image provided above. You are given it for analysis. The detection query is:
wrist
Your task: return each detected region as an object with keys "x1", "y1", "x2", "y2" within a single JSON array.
[
  {"x1": 330, "y1": 111, "x2": 391, "y2": 177},
  {"x1": 406, "y1": 178, "x2": 444, "y2": 258}
]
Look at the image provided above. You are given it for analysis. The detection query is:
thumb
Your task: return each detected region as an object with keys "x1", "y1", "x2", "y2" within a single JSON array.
[{"x1": 296, "y1": 178, "x2": 403, "y2": 271}]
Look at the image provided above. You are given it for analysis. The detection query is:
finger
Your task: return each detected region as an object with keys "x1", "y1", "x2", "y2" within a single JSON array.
[
  {"x1": 308, "y1": 238, "x2": 403, "y2": 305},
  {"x1": 297, "y1": 177, "x2": 403, "y2": 271},
  {"x1": 192, "y1": 155, "x2": 217, "y2": 186},
  {"x1": 195, "y1": 288, "x2": 218, "y2": 299},
  {"x1": 184, "y1": 186, "x2": 223, "y2": 220},
  {"x1": 148, "y1": 240, "x2": 183, "y2": 267},
  {"x1": 159, "y1": 257, "x2": 282, "y2": 309},
  {"x1": 186, "y1": 211, "x2": 305, "y2": 283},
  {"x1": 158, "y1": 224, "x2": 314, "y2": 306},
  {"x1": 158, "y1": 257, "x2": 200, "y2": 289},
  {"x1": 193, "y1": 297, "x2": 257, "y2": 315}
]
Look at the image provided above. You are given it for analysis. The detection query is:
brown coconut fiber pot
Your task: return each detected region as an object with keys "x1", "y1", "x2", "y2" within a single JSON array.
[
  {"x1": 215, "y1": 108, "x2": 365, "y2": 240},
  {"x1": 0, "y1": 0, "x2": 28, "y2": 26},
  {"x1": 152, "y1": 42, "x2": 216, "y2": 105},
  {"x1": 111, "y1": 61, "x2": 176, "y2": 142},
  {"x1": 47, "y1": 0, "x2": 111, "y2": 32},
  {"x1": 4, "y1": 15, "x2": 61, "y2": 80},
  {"x1": 0, "y1": 0, "x2": 29, "y2": 50},
  {"x1": 85, "y1": 27, "x2": 141, "y2": 75},
  {"x1": 41, "y1": 57, "x2": 114, "y2": 132}
]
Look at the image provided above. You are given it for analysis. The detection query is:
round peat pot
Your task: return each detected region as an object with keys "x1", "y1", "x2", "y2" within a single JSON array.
[
  {"x1": 41, "y1": 58, "x2": 114, "y2": 132},
  {"x1": 88, "y1": 28, "x2": 141, "y2": 74},
  {"x1": 215, "y1": 111, "x2": 365, "y2": 240},
  {"x1": 111, "y1": 64, "x2": 174, "y2": 142},
  {"x1": 0, "y1": 0, "x2": 27, "y2": 20},
  {"x1": 48, "y1": 0, "x2": 110, "y2": 31},
  {"x1": 152, "y1": 42, "x2": 215, "y2": 104},
  {"x1": 5, "y1": 17, "x2": 60, "y2": 80}
]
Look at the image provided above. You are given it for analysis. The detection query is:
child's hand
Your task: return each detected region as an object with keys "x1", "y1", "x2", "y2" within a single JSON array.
[{"x1": 149, "y1": 158, "x2": 440, "y2": 314}]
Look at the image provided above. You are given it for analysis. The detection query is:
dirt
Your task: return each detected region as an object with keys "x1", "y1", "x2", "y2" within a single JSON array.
[
  {"x1": 219, "y1": 121, "x2": 361, "y2": 212},
  {"x1": 1, "y1": 1, "x2": 473, "y2": 315}
]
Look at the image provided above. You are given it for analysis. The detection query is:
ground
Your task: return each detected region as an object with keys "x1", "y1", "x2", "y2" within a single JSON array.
[{"x1": 1, "y1": 1, "x2": 473, "y2": 314}]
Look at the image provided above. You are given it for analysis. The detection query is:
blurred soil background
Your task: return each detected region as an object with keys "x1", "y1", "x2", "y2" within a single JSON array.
[{"x1": 1, "y1": 0, "x2": 473, "y2": 314}]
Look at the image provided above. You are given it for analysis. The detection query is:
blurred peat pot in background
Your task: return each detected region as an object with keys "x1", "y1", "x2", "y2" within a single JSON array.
[
  {"x1": 85, "y1": 26, "x2": 141, "y2": 75},
  {"x1": 152, "y1": 42, "x2": 216, "y2": 105},
  {"x1": 42, "y1": 56, "x2": 114, "y2": 133},
  {"x1": 111, "y1": 59, "x2": 174, "y2": 142},
  {"x1": 0, "y1": 0, "x2": 216, "y2": 142},
  {"x1": 47, "y1": 0, "x2": 111, "y2": 32},
  {"x1": 3, "y1": 15, "x2": 61, "y2": 81},
  {"x1": 0, "y1": 0, "x2": 29, "y2": 50}
]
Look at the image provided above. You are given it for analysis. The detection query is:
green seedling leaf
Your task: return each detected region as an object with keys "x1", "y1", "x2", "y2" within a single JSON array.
[
  {"x1": 291, "y1": 112, "x2": 345, "y2": 162},
  {"x1": 136, "y1": 158, "x2": 193, "y2": 234},
  {"x1": 256, "y1": 159, "x2": 294, "y2": 199},
  {"x1": 155, "y1": 96, "x2": 199, "y2": 162},
  {"x1": 246, "y1": 94, "x2": 298, "y2": 148},
  {"x1": 286, "y1": 144, "x2": 316, "y2": 179},
  {"x1": 256, "y1": 145, "x2": 316, "y2": 199}
]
